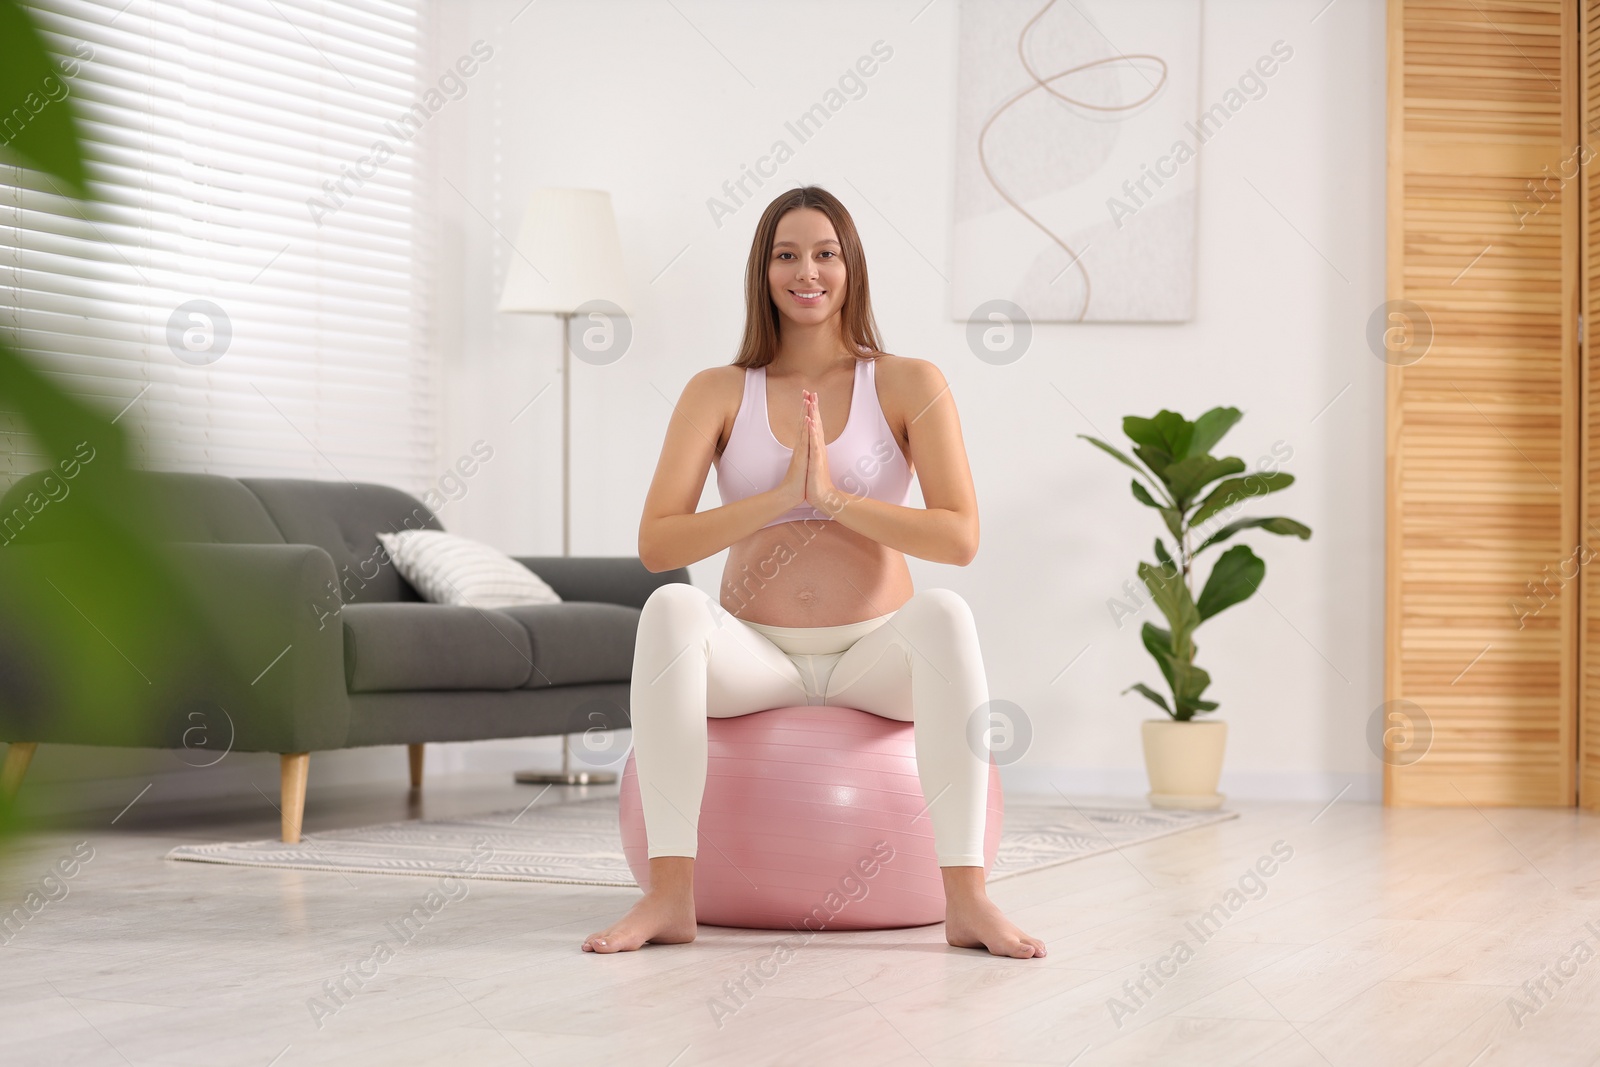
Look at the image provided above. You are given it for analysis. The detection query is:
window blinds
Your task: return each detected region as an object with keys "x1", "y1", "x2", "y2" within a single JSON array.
[{"x1": 0, "y1": 0, "x2": 436, "y2": 490}]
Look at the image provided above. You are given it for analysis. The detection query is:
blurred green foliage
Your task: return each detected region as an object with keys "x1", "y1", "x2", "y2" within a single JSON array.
[{"x1": 0, "y1": 0, "x2": 262, "y2": 846}]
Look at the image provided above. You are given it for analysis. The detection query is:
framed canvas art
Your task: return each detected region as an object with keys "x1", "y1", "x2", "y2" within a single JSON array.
[{"x1": 952, "y1": 0, "x2": 1204, "y2": 323}]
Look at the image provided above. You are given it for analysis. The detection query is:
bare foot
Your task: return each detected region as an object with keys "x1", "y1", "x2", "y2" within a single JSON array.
[
  {"x1": 581, "y1": 889, "x2": 696, "y2": 953},
  {"x1": 583, "y1": 858, "x2": 698, "y2": 954},
  {"x1": 941, "y1": 866, "x2": 1046, "y2": 959},
  {"x1": 944, "y1": 893, "x2": 1046, "y2": 959}
]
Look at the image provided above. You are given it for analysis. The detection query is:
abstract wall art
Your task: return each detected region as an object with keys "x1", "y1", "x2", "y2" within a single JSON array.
[{"x1": 952, "y1": 0, "x2": 1203, "y2": 323}]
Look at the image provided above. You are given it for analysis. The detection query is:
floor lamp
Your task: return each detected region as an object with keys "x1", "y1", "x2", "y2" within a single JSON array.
[{"x1": 498, "y1": 187, "x2": 632, "y2": 786}]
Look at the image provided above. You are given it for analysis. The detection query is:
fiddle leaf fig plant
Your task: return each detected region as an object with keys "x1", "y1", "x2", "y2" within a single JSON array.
[{"x1": 1080, "y1": 408, "x2": 1311, "y2": 721}]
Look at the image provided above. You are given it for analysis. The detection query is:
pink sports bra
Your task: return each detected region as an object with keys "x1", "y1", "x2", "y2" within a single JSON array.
[{"x1": 715, "y1": 356, "x2": 915, "y2": 529}]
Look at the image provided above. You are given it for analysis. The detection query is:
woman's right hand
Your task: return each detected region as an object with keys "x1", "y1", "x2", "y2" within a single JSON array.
[{"x1": 774, "y1": 394, "x2": 811, "y2": 510}]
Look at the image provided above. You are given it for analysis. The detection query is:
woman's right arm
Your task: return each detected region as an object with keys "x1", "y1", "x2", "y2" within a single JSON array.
[{"x1": 638, "y1": 368, "x2": 809, "y2": 573}]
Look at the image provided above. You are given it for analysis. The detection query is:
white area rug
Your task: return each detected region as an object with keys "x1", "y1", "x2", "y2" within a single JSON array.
[{"x1": 166, "y1": 798, "x2": 1238, "y2": 886}]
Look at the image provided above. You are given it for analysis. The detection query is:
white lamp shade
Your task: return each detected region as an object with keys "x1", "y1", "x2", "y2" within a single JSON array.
[{"x1": 497, "y1": 188, "x2": 632, "y2": 315}]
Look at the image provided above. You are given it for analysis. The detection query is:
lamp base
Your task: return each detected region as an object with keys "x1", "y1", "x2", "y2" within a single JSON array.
[
  {"x1": 514, "y1": 733, "x2": 618, "y2": 786},
  {"x1": 514, "y1": 769, "x2": 617, "y2": 786}
]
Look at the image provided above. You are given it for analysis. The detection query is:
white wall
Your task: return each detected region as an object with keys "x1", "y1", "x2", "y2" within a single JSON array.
[{"x1": 418, "y1": 0, "x2": 1390, "y2": 800}]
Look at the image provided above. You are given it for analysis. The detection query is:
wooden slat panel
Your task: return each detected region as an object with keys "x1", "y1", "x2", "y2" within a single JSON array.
[
  {"x1": 1581, "y1": 0, "x2": 1600, "y2": 810},
  {"x1": 1387, "y1": 0, "x2": 1577, "y2": 807}
]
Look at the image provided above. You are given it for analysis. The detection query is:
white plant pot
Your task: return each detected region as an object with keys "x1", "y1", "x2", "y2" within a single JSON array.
[{"x1": 1141, "y1": 718, "x2": 1227, "y2": 810}]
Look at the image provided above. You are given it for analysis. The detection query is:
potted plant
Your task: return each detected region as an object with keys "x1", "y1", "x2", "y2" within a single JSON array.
[{"x1": 1080, "y1": 408, "x2": 1311, "y2": 809}]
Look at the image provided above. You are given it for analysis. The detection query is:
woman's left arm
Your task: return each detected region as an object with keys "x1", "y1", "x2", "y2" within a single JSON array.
[{"x1": 805, "y1": 357, "x2": 978, "y2": 566}]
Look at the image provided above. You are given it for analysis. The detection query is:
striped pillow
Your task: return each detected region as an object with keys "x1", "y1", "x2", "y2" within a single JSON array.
[{"x1": 376, "y1": 530, "x2": 561, "y2": 608}]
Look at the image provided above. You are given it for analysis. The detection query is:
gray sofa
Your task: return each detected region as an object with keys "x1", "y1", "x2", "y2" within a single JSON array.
[{"x1": 0, "y1": 470, "x2": 687, "y2": 841}]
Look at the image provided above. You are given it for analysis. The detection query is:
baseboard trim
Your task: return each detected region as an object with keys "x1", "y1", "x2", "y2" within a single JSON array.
[
  {"x1": 9, "y1": 736, "x2": 1381, "y2": 818},
  {"x1": 1000, "y1": 765, "x2": 1382, "y2": 803}
]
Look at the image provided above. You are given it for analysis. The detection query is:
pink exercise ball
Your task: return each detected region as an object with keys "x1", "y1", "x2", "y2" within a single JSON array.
[{"x1": 618, "y1": 704, "x2": 1004, "y2": 930}]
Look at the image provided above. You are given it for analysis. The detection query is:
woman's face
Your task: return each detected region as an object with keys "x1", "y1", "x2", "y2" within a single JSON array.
[{"x1": 767, "y1": 207, "x2": 846, "y2": 327}]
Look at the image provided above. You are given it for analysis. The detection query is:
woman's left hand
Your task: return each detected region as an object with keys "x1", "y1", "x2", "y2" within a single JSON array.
[{"x1": 803, "y1": 389, "x2": 848, "y2": 518}]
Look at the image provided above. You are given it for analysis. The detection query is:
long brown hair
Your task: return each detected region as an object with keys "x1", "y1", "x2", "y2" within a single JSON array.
[{"x1": 732, "y1": 186, "x2": 886, "y2": 369}]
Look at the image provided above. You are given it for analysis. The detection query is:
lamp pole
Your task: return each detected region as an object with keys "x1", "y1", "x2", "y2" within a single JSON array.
[
  {"x1": 562, "y1": 309, "x2": 571, "y2": 558},
  {"x1": 514, "y1": 312, "x2": 615, "y2": 786},
  {"x1": 500, "y1": 188, "x2": 628, "y2": 789}
]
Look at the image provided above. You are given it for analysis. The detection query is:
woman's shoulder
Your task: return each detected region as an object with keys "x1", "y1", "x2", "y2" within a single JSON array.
[
  {"x1": 870, "y1": 352, "x2": 947, "y2": 395},
  {"x1": 691, "y1": 363, "x2": 747, "y2": 382},
  {"x1": 680, "y1": 366, "x2": 750, "y2": 447},
  {"x1": 684, "y1": 364, "x2": 748, "y2": 399},
  {"x1": 868, "y1": 354, "x2": 949, "y2": 436}
]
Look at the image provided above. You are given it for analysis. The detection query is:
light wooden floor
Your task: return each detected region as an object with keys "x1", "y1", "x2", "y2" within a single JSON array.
[{"x1": 1, "y1": 769, "x2": 1597, "y2": 1067}]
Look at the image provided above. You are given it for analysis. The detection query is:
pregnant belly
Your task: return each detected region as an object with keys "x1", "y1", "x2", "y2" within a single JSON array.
[{"x1": 719, "y1": 519, "x2": 914, "y2": 627}]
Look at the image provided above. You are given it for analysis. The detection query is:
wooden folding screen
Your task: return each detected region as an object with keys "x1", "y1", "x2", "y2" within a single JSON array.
[
  {"x1": 1385, "y1": 0, "x2": 1578, "y2": 806},
  {"x1": 1583, "y1": 0, "x2": 1600, "y2": 808}
]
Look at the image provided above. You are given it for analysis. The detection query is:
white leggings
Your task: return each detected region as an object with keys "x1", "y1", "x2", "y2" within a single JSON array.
[{"x1": 629, "y1": 582, "x2": 991, "y2": 867}]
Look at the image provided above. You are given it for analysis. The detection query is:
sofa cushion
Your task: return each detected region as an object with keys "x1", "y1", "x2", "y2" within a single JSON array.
[
  {"x1": 240, "y1": 478, "x2": 441, "y2": 604},
  {"x1": 499, "y1": 602, "x2": 641, "y2": 689},
  {"x1": 341, "y1": 603, "x2": 533, "y2": 692}
]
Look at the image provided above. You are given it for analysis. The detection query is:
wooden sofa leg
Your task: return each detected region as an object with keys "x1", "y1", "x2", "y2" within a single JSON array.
[
  {"x1": 281, "y1": 752, "x2": 310, "y2": 843},
  {"x1": 1, "y1": 742, "x2": 37, "y2": 801},
  {"x1": 408, "y1": 743, "x2": 424, "y2": 791}
]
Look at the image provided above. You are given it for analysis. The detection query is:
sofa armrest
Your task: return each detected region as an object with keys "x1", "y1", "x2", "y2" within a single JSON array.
[
  {"x1": 510, "y1": 556, "x2": 690, "y2": 610},
  {"x1": 0, "y1": 541, "x2": 350, "y2": 754},
  {"x1": 161, "y1": 542, "x2": 352, "y2": 753}
]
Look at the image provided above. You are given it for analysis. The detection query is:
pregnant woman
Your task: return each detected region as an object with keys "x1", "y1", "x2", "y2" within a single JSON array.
[{"x1": 583, "y1": 186, "x2": 1044, "y2": 959}]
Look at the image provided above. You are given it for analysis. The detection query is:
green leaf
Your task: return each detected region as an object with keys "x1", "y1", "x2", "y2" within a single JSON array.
[
  {"x1": 1172, "y1": 698, "x2": 1219, "y2": 722},
  {"x1": 1123, "y1": 682, "x2": 1173, "y2": 717},
  {"x1": 0, "y1": 337, "x2": 270, "y2": 834},
  {"x1": 1130, "y1": 479, "x2": 1162, "y2": 509},
  {"x1": 0, "y1": 334, "x2": 125, "y2": 474},
  {"x1": 1153, "y1": 537, "x2": 1176, "y2": 574},
  {"x1": 1080, "y1": 434, "x2": 1170, "y2": 501},
  {"x1": 1132, "y1": 443, "x2": 1176, "y2": 481},
  {"x1": 1152, "y1": 537, "x2": 1177, "y2": 572},
  {"x1": 1124, "y1": 411, "x2": 1192, "y2": 458},
  {"x1": 1141, "y1": 623, "x2": 1176, "y2": 692},
  {"x1": 1152, "y1": 537, "x2": 1190, "y2": 579},
  {"x1": 1170, "y1": 659, "x2": 1213, "y2": 707},
  {"x1": 1138, "y1": 558, "x2": 1199, "y2": 658},
  {"x1": 1162, "y1": 454, "x2": 1246, "y2": 510},
  {"x1": 1185, "y1": 407, "x2": 1243, "y2": 459},
  {"x1": 1195, "y1": 516, "x2": 1312, "y2": 555},
  {"x1": 1158, "y1": 505, "x2": 1184, "y2": 545},
  {"x1": 0, "y1": 13, "x2": 262, "y2": 854},
  {"x1": 1190, "y1": 472, "x2": 1296, "y2": 526},
  {"x1": 0, "y1": 0, "x2": 89, "y2": 197},
  {"x1": 1124, "y1": 411, "x2": 1193, "y2": 482},
  {"x1": 1197, "y1": 544, "x2": 1266, "y2": 621}
]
